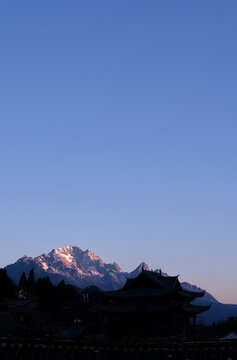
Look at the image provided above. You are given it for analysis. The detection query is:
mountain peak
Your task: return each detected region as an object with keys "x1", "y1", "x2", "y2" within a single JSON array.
[
  {"x1": 5, "y1": 246, "x2": 218, "y2": 305},
  {"x1": 112, "y1": 262, "x2": 122, "y2": 272},
  {"x1": 137, "y1": 262, "x2": 150, "y2": 271},
  {"x1": 5, "y1": 246, "x2": 127, "y2": 291},
  {"x1": 128, "y1": 262, "x2": 150, "y2": 278},
  {"x1": 85, "y1": 249, "x2": 101, "y2": 261},
  {"x1": 51, "y1": 245, "x2": 79, "y2": 253},
  {"x1": 17, "y1": 255, "x2": 33, "y2": 263}
]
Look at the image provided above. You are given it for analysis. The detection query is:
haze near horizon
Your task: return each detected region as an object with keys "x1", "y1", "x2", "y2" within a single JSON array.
[{"x1": 0, "y1": 1, "x2": 237, "y2": 304}]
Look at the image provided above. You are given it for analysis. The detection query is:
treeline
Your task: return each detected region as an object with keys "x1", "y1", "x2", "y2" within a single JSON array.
[
  {"x1": 0, "y1": 268, "x2": 80, "y2": 312},
  {"x1": 0, "y1": 268, "x2": 15, "y2": 298},
  {"x1": 208, "y1": 316, "x2": 237, "y2": 338}
]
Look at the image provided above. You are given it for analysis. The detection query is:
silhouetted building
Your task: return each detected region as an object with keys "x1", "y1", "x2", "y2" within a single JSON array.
[{"x1": 96, "y1": 269, "x2": 210, "y2": 341}]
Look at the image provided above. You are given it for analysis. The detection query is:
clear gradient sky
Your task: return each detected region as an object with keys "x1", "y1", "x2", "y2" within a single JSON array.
[{"x1": 0, "y1": 1, "x2": 237, "y2": 303}]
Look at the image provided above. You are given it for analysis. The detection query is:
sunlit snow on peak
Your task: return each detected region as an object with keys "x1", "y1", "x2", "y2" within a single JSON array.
[
  {"x1": 85, "y1": 249, "x2": 100, "y2": 261},
  {"x1": 53, "y1": 250, "x2": 74, "y2": 264}
]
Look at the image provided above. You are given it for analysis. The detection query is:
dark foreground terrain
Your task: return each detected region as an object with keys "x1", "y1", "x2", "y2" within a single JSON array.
[
  {"x1": 0, "y1": 338, "x2": 237, "y2": 360},
  {"x1": 2, "y1": 268, "x2": 237, "y2": 359}
]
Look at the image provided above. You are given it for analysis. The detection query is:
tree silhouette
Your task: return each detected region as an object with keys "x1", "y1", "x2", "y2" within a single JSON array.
[
  {"x1": 28, "y1": 268, "x2": 35, "y2": 288},
  {"x1": 18, "y1": 272, "x2": 27, "y2": 290},
  {"x1": 36, "y1": 276, "x2": 53, "y2": 295},
  {"x1": 0, "y1": 268, "x2": 15, "y2": 298}
]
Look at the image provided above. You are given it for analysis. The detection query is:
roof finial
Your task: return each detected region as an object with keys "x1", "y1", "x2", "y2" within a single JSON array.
[{"x1": 159, "y1": 268, "x2": 162, "y2": 275}]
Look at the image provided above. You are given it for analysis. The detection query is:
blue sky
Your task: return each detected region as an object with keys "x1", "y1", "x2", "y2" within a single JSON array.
[{"x1": 0, "y1": 1, "x2": 237, "y2": 303}]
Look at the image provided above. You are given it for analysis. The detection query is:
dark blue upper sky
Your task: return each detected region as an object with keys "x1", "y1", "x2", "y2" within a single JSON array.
[{"x1": 0, "y1": 1, "x2": 237, "y2": 303}]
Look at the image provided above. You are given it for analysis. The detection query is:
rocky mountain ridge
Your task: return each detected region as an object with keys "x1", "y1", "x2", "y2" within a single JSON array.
[{"x1": 5, "y1": 245, "x2": 217, "y2": 303}]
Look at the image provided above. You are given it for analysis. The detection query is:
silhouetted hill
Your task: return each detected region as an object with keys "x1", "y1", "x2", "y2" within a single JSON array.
[{"x1": 198, "y1": 302, "x2": 237, "y2": 325}]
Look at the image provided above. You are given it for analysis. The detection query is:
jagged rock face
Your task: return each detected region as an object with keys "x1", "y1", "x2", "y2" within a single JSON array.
[
  {"x1": 181, "y1": 282, "x2": 218, "y2": 304},
  {"x1": 5, "y1": 246, "x2": 217, "y2": 302},
  {"x1": 5, "y1": 246, "x2": 128, "y2": 290}
]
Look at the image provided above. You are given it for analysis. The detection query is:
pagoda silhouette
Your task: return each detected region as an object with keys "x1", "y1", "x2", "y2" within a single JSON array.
[{"x1": 95, "y1": 268, "x2": 210, "y2": 341}]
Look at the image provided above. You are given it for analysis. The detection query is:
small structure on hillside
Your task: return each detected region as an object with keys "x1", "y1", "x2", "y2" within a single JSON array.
[
  {"x1": 95, "y1": 269, "x2": 210, "y2": 341},
  {"x1": 220, "y1": 332, "x2": 237, "y2": 340}
]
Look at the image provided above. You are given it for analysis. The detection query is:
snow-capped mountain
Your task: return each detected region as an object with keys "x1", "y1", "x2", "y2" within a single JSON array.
[
  {"x1": 7, "y1": 245, "x2": 237, "y2": 324},
  {"x1": 5, "y1": 246, "x2": 128, "y2": 290},
  {"x1": 5, "y1": 245, "x2": 216, "y2": 303}
]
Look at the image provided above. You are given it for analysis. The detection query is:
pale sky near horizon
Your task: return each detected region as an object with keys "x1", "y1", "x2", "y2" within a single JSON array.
[{"x1": 0, "y1": 1, "x2": 237, "y2": 304}]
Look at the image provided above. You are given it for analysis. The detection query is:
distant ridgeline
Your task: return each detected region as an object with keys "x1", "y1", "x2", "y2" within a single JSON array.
[
  {"x1": 4, "y1": 246, "x2": 215, "y2": 297},
  {"x1": 4, "y1": 246, "x2": 237, "y2": 324}
]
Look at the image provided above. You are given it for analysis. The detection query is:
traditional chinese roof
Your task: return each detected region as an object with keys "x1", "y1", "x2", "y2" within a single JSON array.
[
  {"x1": 115, "y1": 270, "x2": 205, "y2": 300},
  {"x1": 96, "y1": 302, "x2": 210, "y2": 315},
  {"x1": 95, "y1": 303, "x2": 181, "y2": 314},
  {"x1": 99, "y1": 269, "x2": 210, "y2": 317},
  {"x1": 123, "y1": 271, "x2": 179, "y2": 291},
  {"x1": 103, "y1": 287, "x2": 177, "y2": 298},
  {"x1": 178, "y1": 289, "x2": 205, "y2": 299},
  {"x1": 182, "y1": 303, "x2": 211, "y2": 315}
]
